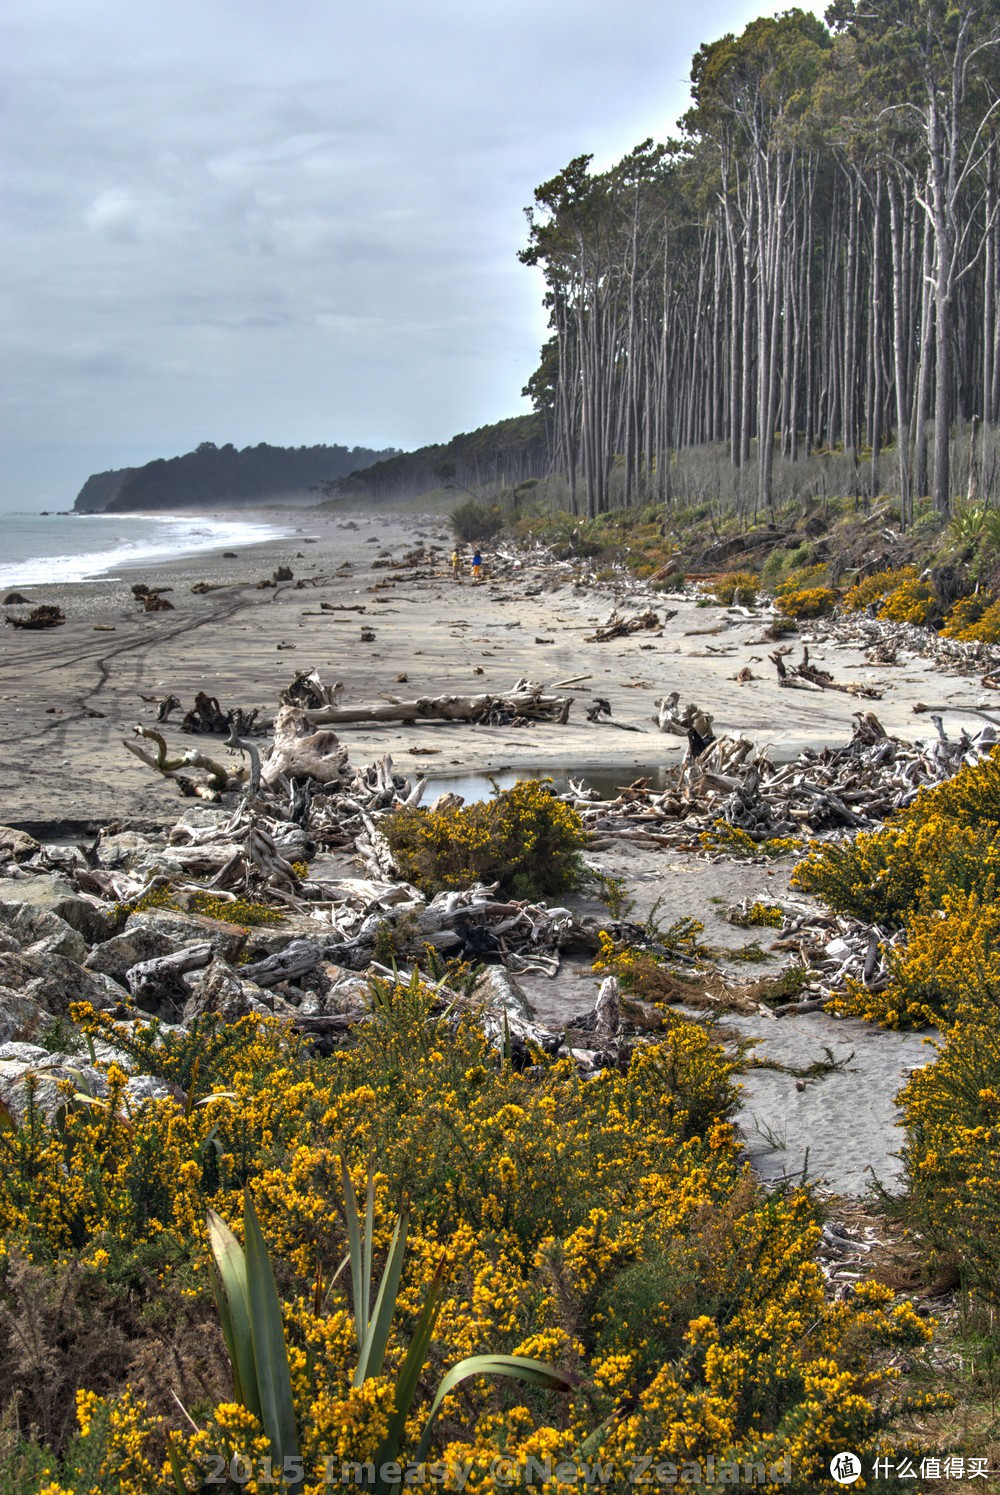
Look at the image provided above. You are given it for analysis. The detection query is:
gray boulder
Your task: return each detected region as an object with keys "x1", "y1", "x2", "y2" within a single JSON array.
[
  {"x1": 124, "y1": 1074, "x2": 178, "y2": 1105},
  {"x1": 0, "y1": 827, "x2": 40, "y2": 863},
  {"x1": 0, "y1": 950, "x2": 127, "y2": 1021},
  {"x1": 0, "y1": 901, "x2": 88, "y2": 963},
  {"x1": 0, "y1": 986, "x2": 49, "y2": 1045},
  {"x1": 85, "y1": 909, "x2": 246, "y2": 984},
  {"x1": 0, "y1": 1052, "x2": 108, "y2": 1122},
  {"x1": 0, "y1": 873, "x2": 114, "y2": 945},
  {"x1": 180, "y1": 957, "x2": 297, "y2": 1026}
]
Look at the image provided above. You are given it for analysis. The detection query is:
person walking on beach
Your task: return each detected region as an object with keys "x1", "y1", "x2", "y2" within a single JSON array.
[
  {"x1": 451, "y1": 547, "x2": 463, "y2": 582},
  {"x1": 471, "y1": 548, "x2": 483, "y2": 582}
]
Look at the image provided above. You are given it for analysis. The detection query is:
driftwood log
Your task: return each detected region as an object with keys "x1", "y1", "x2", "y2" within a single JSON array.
[
  {"x1": 126, "y1": 942, "x2": 213, "y2": 1011},
  {"x1": 770, "y1": 647, "x2": 882, "y2": 698},
  {"x1": 123, "y1": 726, "x2": 237, "y2": 799},
  {"x1": 305, "y1": 679, "x2": 572, "y2": 727}
]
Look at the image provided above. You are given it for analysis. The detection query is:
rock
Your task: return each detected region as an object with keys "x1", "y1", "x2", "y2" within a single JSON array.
[
  {"x1": 179, "y1": 956, "x2": 296, "y2": 1025},
  {"x1": 0, "y1": 952, "x2": 126, "y2": 1021},
  {"x1": 0, "y1": 873, "x2": 115, "y2": 945},
  {"x1": 0, "y1": 1053, "x2": 108, "y2": 1122},
  {"x1": 0, "y1": 1041, "x2": 50, "y2": 1063},
  {"x1": 85, "y1": 909, "x2": 246, "y2": 983},
  {"x1": 96, "y1": 829, "x2": 175, "y2": 875},
  {"x1": 0, "y1": 826, "x2": 40, "y2": 863},
  {"x1": 321, "y1": 963, "x2": 372, "y2": 1012},
  {"x1": 0, "y1": 986, "x2": 49, "y2": 1044},
  {"x1": 0, "y1": 901, "x2": 88, "y2": 963},
  {"x1": 0, "y1": 931, "x2": 22, "y2": 955},
  {"x1": 167, "y1": 805, "x2": 229, "y2": 840},
  {"x1": 124, "y1": 1075, "x2": 178, "y2": 1104}
]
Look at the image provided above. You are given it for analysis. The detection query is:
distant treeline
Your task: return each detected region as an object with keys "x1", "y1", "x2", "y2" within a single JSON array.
[
  {"x1": 73, "y1": 441, "x2": 398, "y2": 512},
  {"x1": 521, "y1": 0, "x2": 1000, "y2": 523},
  {"x1": 322, "y1": 415, "x2": 548, "y2": 505}
]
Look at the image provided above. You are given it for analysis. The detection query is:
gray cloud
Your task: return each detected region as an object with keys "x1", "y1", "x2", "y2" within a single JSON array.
[{"x1": 2, "y1": 0, "x2": 826, "y2": 505}]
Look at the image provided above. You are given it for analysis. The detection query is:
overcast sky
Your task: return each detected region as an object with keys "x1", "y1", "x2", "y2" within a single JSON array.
[{"x1": 2, "y1": 0, "x2": 826, "y2": 508}]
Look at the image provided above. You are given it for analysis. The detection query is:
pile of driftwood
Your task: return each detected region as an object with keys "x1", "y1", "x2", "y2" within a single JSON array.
[
  {"x1": 584, "y1": 608, "x2": 665, "y2": 642},
  {"x1": 302, "y1": 677, "x2": 573, "y2": 729},
  {"x1": 812, "y1": 613, "x2": 1000, "y2": 678},
  {"x1": 154, "y1": 691, "x2": 263, "y2": 736},
  {"x1": 131, "y1": 583, "x2": 174, "y2": 612},
  {"x1": 769, "y1": 646, "x2": 882, "y2": 699},
  {"x1": 5, "y1": 605, "x2": 65, "y2": 630},
  {"x1": 565, "y1": 710, "x2": 1000, "y2": 850}
]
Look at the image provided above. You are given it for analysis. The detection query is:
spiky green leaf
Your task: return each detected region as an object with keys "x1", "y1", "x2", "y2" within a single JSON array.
[
  {"x1": 414, "y1": 1356, "x2": 575, "y2": 1463},
  {"x1": 354, "y1": 1206, "x2": 409, "y2": 1387},
  {"x1": 206, "y1": 1208, "x2": 258, "y2": 1417},
  {"x1": 243, "y1": 1189, "x2": 301, "y2": 1488}
]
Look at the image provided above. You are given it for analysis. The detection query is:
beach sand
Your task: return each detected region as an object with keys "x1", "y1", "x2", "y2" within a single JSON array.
[
  {"x1": 0, "y1": 505, "x2": 989, "y2": 830},
  {"x1": 0, "y1": 505, "x2": 980, "y2": 1193}
]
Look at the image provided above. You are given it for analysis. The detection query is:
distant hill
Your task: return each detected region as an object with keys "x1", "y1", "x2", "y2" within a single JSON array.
[
  {"x1": 73, "y1": 441, "x2": 399, "y2": 513},
  {"x1": 321, "y1": 415, "x2": 548, "y2": 506}
]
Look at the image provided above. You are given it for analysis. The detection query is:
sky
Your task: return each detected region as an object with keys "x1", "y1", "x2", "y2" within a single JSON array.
[{"x1": 2, "y1": 0, "x2": 827, "y2": 509}]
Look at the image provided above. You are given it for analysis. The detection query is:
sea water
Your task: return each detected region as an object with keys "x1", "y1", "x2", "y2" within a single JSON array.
[{"x1": 0, "y1": 511, "x2": 294, "y2": 589}]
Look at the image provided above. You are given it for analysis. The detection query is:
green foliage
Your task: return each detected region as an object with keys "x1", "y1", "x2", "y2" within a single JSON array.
[
  {"x1": 706, "y1": 571, "x2": 758, "y2": 606},
  {"x1": 777, "y1": 585, "x2": 837, "y2": 619},
  {"x1": 88, "y1": 441, "x2": 395, "y2": 515},
  {"x1": 700, "y1": 821, "x2": 801, "y2": 860},
  {"x1": 728, "y1": 902, "x2": 784, "y2": 928},
  {"x1": 449, "y1": 498, "x2": 503, "y2": 544},
  {"x1": 942, "y1": 592, "x2": 1000, "y2": 643},
  {"x1": 383, "y1": 779, "x2": 587, "y2": 898}
]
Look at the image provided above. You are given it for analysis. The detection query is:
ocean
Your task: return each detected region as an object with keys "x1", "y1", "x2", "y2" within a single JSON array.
[{"x1": 0, "y1": 511, "x2": 294, "y2": 589}]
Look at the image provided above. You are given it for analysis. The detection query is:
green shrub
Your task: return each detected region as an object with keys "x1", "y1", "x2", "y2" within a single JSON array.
[
  {"x1": 707, "y1": 570, "x2": 758, "y2": 606},
  {"x1": 450, "y1": 499, "x2": 503, "y2": 544},
  {"x1": 383, "y1": 779, "x2": 587, "y2": 898}
]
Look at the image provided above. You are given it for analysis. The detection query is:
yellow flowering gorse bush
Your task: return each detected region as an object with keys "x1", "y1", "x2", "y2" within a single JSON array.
[
  {"x1": 0, "y1": 978, "x2": 931, "y2": 1492},
  {"x1": 383, "y1": 779, "x2": 587, "y2": 898}
]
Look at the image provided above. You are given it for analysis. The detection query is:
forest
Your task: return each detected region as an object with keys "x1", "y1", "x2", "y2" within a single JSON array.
[
  {"x1": 519, "y1": 0, "x2": 1000, "y2": 526},
  {"x1": 72, "y1": 442, "x2": 397, "y2": 513},
  {"x1": 320, "y1": 415, "x2": 549, "y2": 507}
]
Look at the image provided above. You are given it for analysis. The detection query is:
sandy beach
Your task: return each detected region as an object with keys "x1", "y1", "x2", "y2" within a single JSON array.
[
  {"x1": 0, "y1": 504, "x2": 990, "y2": 831},
  {"x1": 1, "y1": 504, "x2": 979, "y2": 1195}
]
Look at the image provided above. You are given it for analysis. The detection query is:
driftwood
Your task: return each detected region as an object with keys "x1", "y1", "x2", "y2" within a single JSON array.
[
  {"x1": 653, "y1": 692, "x2": 715, "y2": 744},
  {"x1": 279, "y1": 669, "x2": 344, "y2": 710},
  {"x1": 241, "y1": 940, "x2": 325, "y2": 988},
  {"x1": 131, "y1": 583, "x2": 174, "y2": 613},
  {"x1": 573, "y1": 710, "x2": 1000, "y2": 851},
  {"x1": 6, "y1": 605, "x2": 65, "y2": 630},
  {"x1": 123, "y1": 726, "x2": 236, "y2": 799},
  {"x1": 770, "y1": 647, "x2": 882, "y2": 698},
  {"x1": 262, "y1": 707, "x2": 351, "y2": 789},
  {"x1": 305, "y1": 679, "x2": 572, "y2": 728},
  {"x1": 126, "y1": 942, "x2": 213, "y2": 1010},
  {"x1": 584, "y1": 609, "x2": 663, "y2": 642},
  {"x1": 585, "y1": 698, "x2": 646, "y2": 733}
]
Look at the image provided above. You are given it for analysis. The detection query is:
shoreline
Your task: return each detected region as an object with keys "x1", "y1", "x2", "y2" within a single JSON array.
[
  {"x1": 1, "y1": 506, "x2": 307, "y2": 591},
  {"x1": 1, "y1": 503, "x2": 994, "y2": 829}
]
